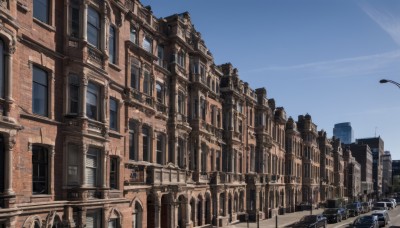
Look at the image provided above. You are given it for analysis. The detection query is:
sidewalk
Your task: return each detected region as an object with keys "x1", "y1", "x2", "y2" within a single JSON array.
[{"x1": 231, "y1": 209, "x2": 324, "y2": 228}]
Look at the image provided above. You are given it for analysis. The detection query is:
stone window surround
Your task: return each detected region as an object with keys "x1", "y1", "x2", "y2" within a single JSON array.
[
  {"x1": 0, "y1": 32, "x2": 15, "y2": 116},
  {"x1": 28, "y1": 141, "x2": 55, "y2": 198},
  {"x1": 62, "y1": 140, "x2": 107, "y2": 189},
  {"x1": 28, "y1": 61, "x2": 55, "y2": 120}
]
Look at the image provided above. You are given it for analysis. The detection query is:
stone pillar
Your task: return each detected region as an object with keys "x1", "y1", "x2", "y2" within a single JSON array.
[
  {"x1": 5, "y1": 50, "x2": 14, "y2": 103},
  {"x1": 80, "y1": 76, "x2": 88, "y2": 117},
  {"x1": 49, "y1": 71, "x2": 55, "y2": 119},
  {"x1": 81, "y1": 144, "x2": 88, "y2": 187},
  {"x1": 4, "y1": 135, "x2": 15, "y2": 195},
  {"x1": 187, "y1": 196, "x2": 192, "y2": 227},
  {"x1": 50, "y1": 146, "x2": 55, "y2": 196},
  {"x1": 102, "y1": 150, "x2": 107, "y2": 188},
  {"x1": 82, "y1": 2, "x2": 88, "y2": 41}
]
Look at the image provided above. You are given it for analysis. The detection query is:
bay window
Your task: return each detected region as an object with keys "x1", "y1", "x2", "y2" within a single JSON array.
[
  {"x1": 109, "y1": 98, "x2": 118, "y2": 131},
  {"x1": 68, "y1": 74, "x2": 80, "y2": 115},
  {"x1": 86, "y1": 147, "x2": 100, "y2": 187},
  {"x1": 142, "y1": 126, "x2": 150, "y2": 162},
  {"x1": 67, "y1": 144, "x2": 79, "y2": 185},
  {"x1": 109, "y1": 26, "x2": 116, "y2": 64}
]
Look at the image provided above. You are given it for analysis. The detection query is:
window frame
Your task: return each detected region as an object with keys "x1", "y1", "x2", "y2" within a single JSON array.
[
  {"x1": 143, "y1": 71, "x2": 153, "y2": 96},
  {"x1": 85, "y1": 147, "x2": 101, "y2": 187},
  {"x1": 156, "y1": 134, "x2": 165, "y2": 165},
  {"x1": 33, "y1": 0, "x2": 50, "y2": 24},
  {"x1": 32, "y1": 65, "x2": 49, "y2": 117},
  {"x1": 32, "y1": 145, "x2": 49, "y2": 195},
  {"x1": 130, "y1": 60, "x2": 140, "y2": 91},
  {"x1": 177, "y1": 51, "x2": 185, "y2": 67},
  {"x1": 70, "y1": 3, "x2": 80, "y2": 38},
  {"x1": 0, "y1": 39, "x2": 5, "y2": 99},
  {"x1": 109, "y1": 156, "x2": 118, "y2": 189},
  {"x1": 142, "y1": 36, "x2": 153, "y2": 53},
  {"x1": 156, "y1": 82, "x2": 164, "y2": 104},
  {"x1": 67, "y1": 143, "x2": 80, "y2": 186},
  {"x1": 68, "y1": 74, "x2": 80, "y2": 115},
  {"x1": 109, "y1": 97, "x2": 118, "y2": 131},
  {"x1": 142, "y1": 126, "x2": 151, "y2": 162},
  {"x1": 130, "y1": 25, "x2": 137, "y2": 44},
  {"x1": 86, "y1": 81, "x2": 101, "y2": 121},
  {"x1": 86, "y1": 209, "x2": 102, "y2": 228},
  {"x1": 109, "y1": 25, "x2": 117, "y2": 64},
  {"x1": 87, "y1": 7, "x2": 101, "y2": 48}
]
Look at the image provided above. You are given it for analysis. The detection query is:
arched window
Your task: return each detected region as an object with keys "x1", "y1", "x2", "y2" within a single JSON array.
[
  {"x1": 0, "y1": 38, "x2": 4, "y2": 98},
  {"x1": 133, "y1": 202, "x2": 143, "y2": 228},
  {"x1": 87, "y1": 7, "x2": 100, "y2": 48}
]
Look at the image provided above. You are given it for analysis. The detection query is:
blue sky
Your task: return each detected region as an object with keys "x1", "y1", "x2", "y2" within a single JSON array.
[{"x1": 142, "y1": 0, "x2": 400, "y2": 159}]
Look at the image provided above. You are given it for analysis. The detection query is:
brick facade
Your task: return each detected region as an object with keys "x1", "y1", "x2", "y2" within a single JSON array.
[{"x1": 0, "y1": 1, "x2": 370, "y2": 228}]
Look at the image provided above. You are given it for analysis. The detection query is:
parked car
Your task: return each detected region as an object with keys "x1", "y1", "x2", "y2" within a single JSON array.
[
  {"x1": 362, "y1": 202, "x2": 372, "y2": 212},
  {"x1": 322, "y1": 208, "x2": 342, "y2": 223},
  {"x1": 372, "y1": 202, "x2": 388, "y2": 211},
  {"x1": 346, "y1": 203, "x2": 362, "y2": 217},
  {"x1": 381, "y1": 199, "x2": 396, "y2": 210},
  {"x1": 371, "y1": 210, "x2": 390, "y2": 227},
  {"x1": 350, "y1": 215, "x2": 379, "y2": 228},
  {"x1": 288, "y1": 214, "x2": 327, "y2": 228},
  {"x1": 338, "y1": 207, "x2": 349, "y2": 220},
  {"x1": 297, "y1": 202, "x2": 313, "y2": 211}
]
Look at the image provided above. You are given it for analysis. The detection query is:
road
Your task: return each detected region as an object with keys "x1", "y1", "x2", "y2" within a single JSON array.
[
  {"x1": 327, "y1": 206, "x2": 400, "y2": 228},
  {"x1": 231, "y1": 206, "x2": 400, "y2": 228}
]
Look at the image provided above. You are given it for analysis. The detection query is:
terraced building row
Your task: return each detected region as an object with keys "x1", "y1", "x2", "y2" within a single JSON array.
[{"x1": 0, "y1": 0, "x2": 371, "y2": 227}]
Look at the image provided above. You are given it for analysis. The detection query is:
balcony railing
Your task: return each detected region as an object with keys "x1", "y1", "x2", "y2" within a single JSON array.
[
  {"x1": 146, "y1": 166, "x2": 186, "y2": 185},
  {"x1": 156, "y1": 102, "x2": 168, "y2": 115}
]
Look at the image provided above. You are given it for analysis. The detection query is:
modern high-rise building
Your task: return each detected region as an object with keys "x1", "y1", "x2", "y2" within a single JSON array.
[
  {"x1": 382, "y1": 151, "x2": 392, "y2": 195},
  {"x1": 356, "y1": 137, "x2": 384, "y2": 199},
  {"x1": 333, "y1": 122, "x2": 354, "y2": 144}
]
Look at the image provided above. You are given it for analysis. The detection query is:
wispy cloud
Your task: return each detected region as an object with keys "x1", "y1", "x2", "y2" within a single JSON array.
[
  {"x1": 361, "y1": 3, "x2": 400, "y2": 47},
  {"x1": 244, "y1": 49, "x2": 400, "y2": 79}
]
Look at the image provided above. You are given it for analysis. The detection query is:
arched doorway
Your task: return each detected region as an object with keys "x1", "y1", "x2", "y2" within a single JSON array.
[
  {"x1": 161, "y1": 194, "x2": 172, "y2": 228},
  {"x1": 177, "y1": 195, "x2": 187, "y2": 228},
  {"x1": 239, "y1": 191, "x2": 245, "y2": 212},
  {"x1": 219, "y1": 193, "x2": 225, "y2": 216},
  {"x1": 133, "y1": 201, "x2": 143, "y2": 228},
  {"x1": 205, "y1": 193, "x2": 211, "y2": 225},
  {"x1": 197, "y1": 195, "x2": 203, "y2": 226},
  {"x1": 147, "y1": 194, "x2": 158, "y2": 228},
  {"x1": 190, "y1": 197, "x2": 196, "y2": 226}
]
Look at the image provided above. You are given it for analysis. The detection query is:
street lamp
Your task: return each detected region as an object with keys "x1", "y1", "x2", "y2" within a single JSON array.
[{"x1": 379, "y1": 79, "x2": 400, "y2": 88}]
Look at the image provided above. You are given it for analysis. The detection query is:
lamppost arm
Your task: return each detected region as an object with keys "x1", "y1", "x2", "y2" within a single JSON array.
[{"x1": 380, "y1": 79, "x2": 400, "y2": 89}]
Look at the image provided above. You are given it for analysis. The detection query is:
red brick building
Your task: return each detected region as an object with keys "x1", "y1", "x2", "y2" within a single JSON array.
[{"x1": 0, "y1": 0, "x2": 369, "y2": 227}]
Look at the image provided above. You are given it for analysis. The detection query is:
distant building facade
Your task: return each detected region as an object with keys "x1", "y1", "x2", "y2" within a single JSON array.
[
  {"x1": 348, "y1": 143, "x2": 374, "y2": 200},
  {"x1": 356, "y1": 137, "x2": 385, "y2": 199},
  {"x1": 393, "y1": 160, "x2": 400, "y2": 193},
  {"x1": 382, "y1": 151, "x2": 392, "y2": 195},
  {"x1": 333, "y1": 122, "x2": 354, "y2": 144}
]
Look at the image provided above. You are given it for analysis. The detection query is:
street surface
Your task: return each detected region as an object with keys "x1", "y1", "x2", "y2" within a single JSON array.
[{"x1": 231, "y1": 206, "x2": 400, "y2": 228}]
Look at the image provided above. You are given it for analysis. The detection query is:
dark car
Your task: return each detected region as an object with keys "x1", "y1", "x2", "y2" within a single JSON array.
[
  {"x1": 288, "y1": 214, "x2": 327, "y2": 228},
  {"x1": 322, "y1": 208, "x2": 342, "y2": 223},
  {"x1": 347, "y1": 203, "x2": 361, "y2": 217},
  {"x1": 350, "y1": 215, "x2": 379, "y2": 228}
]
